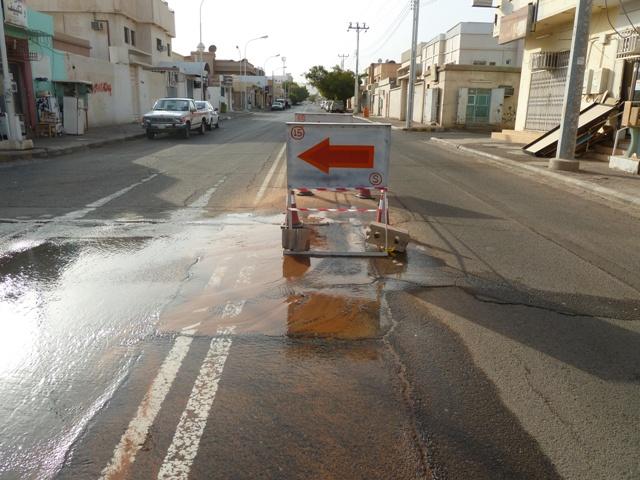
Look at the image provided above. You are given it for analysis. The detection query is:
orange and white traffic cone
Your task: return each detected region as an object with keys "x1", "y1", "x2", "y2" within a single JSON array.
[
  {"x1": 356, "y1": 188, "x2": 374, "y2": 199},
  {"x1": 375, "y1": 194, "x2": 389, "y2": 224},
  {"x1": 289, "y1": 191, "x2": 303, "y2": 228}
]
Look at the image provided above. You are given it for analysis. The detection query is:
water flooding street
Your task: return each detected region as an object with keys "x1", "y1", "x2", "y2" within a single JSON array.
[{"x1": 1, "y1": 108, "x2": 639, "y2": 479}]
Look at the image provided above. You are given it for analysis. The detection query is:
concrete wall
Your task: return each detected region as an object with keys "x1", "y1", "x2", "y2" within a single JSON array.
[
  {"x1": 27, "y1": 1, "x2": 175, "y2": 63},
  {"x1": 439, "y1": 65, "x2": 521, "y2": 128},
  {"x1": 28, "y1": 8, "x2": 67, "y2": 92},
  {"x1": 389, "y1": 87, "x2": 403, "y2": 119},
  {"x1": 413, "y1": 81, "x2": 424, "y2": 123}
]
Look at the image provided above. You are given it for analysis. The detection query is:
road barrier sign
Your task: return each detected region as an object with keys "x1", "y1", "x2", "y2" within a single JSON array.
[
  {"x1": 286, "y1": 122, "x2": 390, "y2": 190},
  {"x1": 283, "y1": 118, "x2": 395, "y2": 257}
]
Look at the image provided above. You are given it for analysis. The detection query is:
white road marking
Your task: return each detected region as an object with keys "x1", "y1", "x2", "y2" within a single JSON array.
[
  {"x1": 182, "y1": 322, "x2": 202, "y2": 332},
  {"x1": 102, "y1": 251, "x2": 252, "y2": 479},
  {"x1": 190, "y1": 177, "x2": 227, "y2": 208},
  {"x1": 254, "y1": 144, "x2": 286, "y2": 205},
  {"x1": 61, "y1": 173, "x2": 159, "y2": 221},
  {"x1": 100, "y1": 335, "x2": 194, "y2": 480},
  {"x1": 157, "y1": 327, "x2": 235, "y2": 480},
  {"x1": 206, "y1": 265, "x2": 228, "y2": 289},
  {"x1": 236, "y1": 265, "x2": 255, "y2": 285}
]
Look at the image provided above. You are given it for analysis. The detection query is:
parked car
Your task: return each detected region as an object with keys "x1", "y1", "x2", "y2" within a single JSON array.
[
  {"x1": 329, "y1": 100, "x2": 345, "y2": 113},
  {"x1": 271, "y1": 101, "x2": 284, "y2": 111},
  {"x1": 142, "y1": 98, "x2": 206, "y2": 139},
  {"x1": 195, "y1": 101, "x2": 220, "y2": 130}
]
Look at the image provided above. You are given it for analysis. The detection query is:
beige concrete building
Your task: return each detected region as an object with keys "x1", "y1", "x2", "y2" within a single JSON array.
[
  {"x1": 363, "y1": 61, "x2": 399, "y2": 117},
  {"x1": 383, "y1": 22, "x2": 522, "y2": 129},
  {"x1": 486, "y1": 0, "x2": 640, "y2": 142},
  {"x1": 26, "y1": 0, "x2": 178, "y2": 126}
]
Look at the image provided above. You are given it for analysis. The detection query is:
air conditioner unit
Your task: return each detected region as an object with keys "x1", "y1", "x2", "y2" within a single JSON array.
[
  {"x1": 157, "y1": 45, "x2": 166, "y2": 52},
  {"x1": 90, "y1": 21, "x2": 104, "y2": 31}
]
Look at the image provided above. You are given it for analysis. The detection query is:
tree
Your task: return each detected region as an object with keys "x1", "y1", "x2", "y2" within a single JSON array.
[
  {"x1": 288, "y1": 83, "x2": 310, "y2": 105},
  {"x1": 305, "y1": 65, "x2": 356, "y2": 102}
]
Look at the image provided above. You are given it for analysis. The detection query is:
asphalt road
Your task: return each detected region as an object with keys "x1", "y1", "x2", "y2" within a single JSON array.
[{"x1": 0, "y1": 106, "x2": 638, "y2": 480}]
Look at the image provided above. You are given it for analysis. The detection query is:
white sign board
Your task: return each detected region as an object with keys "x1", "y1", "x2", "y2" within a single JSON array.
[
  {"x1": 286, "y1": 122, "x2": 391, "y2": 189},
  {"x1": 4, "y1": 0, "x2": 27, "y2": 28}
]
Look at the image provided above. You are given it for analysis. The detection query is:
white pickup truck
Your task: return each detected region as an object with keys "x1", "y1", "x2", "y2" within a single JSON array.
[{"x1": 141, "y1": 98, "x2": 207, "y2": 139}]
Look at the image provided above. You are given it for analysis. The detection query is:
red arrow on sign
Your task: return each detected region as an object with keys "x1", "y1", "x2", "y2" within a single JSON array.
[{"x1": 298, "y1": 138, "x2": 375, "y2": 174}]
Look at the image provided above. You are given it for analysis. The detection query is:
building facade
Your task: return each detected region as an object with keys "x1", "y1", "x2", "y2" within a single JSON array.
[
  {"x1": 486, "y1": 0, "x2": 639, "y2": 140},
  {"x1": 23, "y1": 0, "x2": 178, "y2": 130},
  {"x1": 375, "y1": 22, "x2": 523, "y2": 129}
]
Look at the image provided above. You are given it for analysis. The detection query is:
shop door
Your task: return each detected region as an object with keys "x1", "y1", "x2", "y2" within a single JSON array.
[
  {"x1": 466, "y1": 88, "x2": 491, "y2": 124},
  {"x1": 525, "y1": 67, "x2": 568, "y2": 131}
]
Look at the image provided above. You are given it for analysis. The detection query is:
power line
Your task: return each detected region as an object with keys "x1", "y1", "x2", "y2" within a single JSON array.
[{"x1": 361, "y1": 2, "x2": 411, "y2": 57}]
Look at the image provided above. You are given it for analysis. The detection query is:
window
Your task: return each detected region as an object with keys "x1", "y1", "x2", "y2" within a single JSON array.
[
  {"x1": 167, "y1": 43, "x2": 171, "y2": 56},
  {"x1": 506, "y1": 59, "x2": 511, "y2": 65},
  {"x1": 131, "y1": 30, "x2": 136, "y2": 47},
  {"x1": 489, "y1": 61, "x2": 496, "y2": 66},
  {"x1": 472, "y1": 60, "x2": 487, "y2": 66},
  {"x1": 124, "y1": 27, "x2": 130, "y2": 44},
  {"x1": 156, "y1": 38, "x2": 163, "y2": 51}
]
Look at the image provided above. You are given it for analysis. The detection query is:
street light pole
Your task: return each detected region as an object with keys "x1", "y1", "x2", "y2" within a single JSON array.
[
  {"x1": 243, "y1": 34, "x2": 268, "y2": 110},
  {"x1": 198, "y1": 0, "x2": 206, "y2": 62},
  {"x1": 281, "y1": 57, "x2": 287, "y2": 103},
  {"x1": 263, "y1": 53, "x2": 280, "y2": 109}
]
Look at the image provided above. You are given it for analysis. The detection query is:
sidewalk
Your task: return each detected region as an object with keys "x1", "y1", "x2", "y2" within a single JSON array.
[
  {"x1": 0, "y1": 112, "x2": 253, "y2": 163},
  {"x1": 0, "y1": 123, "x2": 144, "y2": 162},
  {"x1": 429, "y1": 133, "x2": 640, "y2": 211}
]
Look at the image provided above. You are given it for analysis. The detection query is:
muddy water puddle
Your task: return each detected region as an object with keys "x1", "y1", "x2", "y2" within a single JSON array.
[
  {"x1": 160, "y1": 213, "x2": 384, "y2": 339},
  {"x1": 159, "y1": 213, "x2": 450, "y2": 340}
]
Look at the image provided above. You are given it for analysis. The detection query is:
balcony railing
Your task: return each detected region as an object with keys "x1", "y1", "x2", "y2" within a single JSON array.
[
  {"x1": 530, "y1": 51, "x2": 570, "y2": 71},
  {"x1": 617, "y1": 31, "x2": 640, "y2": 59}
]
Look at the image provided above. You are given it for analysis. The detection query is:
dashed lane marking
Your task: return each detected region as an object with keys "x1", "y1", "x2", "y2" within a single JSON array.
[
  {"x1": 157, "y1": 327, "x2": 235, "y2": 480},
  {"x1": 101, "y1": 259, "x2": 252, "y2": 479},
  {"x1": 100, "y1": 335, "x2": 194, "y2": 480}
]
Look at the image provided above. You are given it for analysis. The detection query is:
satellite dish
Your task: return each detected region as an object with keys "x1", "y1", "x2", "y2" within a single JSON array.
[{"x1": 208, "y1": 45, "x2": 217, "y2": 53}]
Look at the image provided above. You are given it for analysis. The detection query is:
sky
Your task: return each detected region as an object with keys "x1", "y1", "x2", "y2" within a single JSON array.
[{"x1": 166, "y1": 0, "x2": 493, "y2": 84}]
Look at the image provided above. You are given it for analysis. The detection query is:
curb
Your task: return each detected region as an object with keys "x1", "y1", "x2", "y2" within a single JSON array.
[
  {"x1": 430, "y1": 137, "x2": 640, "y2": 210},
  {"x1": 0, "y1": 132, "x2": 145, "y2": 163}
]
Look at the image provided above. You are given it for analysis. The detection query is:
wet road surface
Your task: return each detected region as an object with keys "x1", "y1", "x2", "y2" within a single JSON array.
[{"x1": 0, "y1": 106, "x2": 638, "y2": 479}]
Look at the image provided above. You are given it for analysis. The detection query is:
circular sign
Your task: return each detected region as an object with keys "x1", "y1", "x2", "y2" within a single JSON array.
[
  {"x1": 369, "y1": 172, "x2": 383, "y2": 186},
  {"x1": 291, "y1": 126, "x2": 305, "y2": 140}
]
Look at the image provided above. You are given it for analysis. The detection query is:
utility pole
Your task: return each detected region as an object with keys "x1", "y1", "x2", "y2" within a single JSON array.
[
  {"x1": 0, "y1": 6, "x2": 18, "y2": 143},
  {"x1": 347, "y1": 22, "x2": 369, "y2": 114},
  {"x1": 552, "y1": 0, "x2": 593, "y2": 171},
  {"x1": 338, "y1": 54, "x2": 349, "y2": 70},
  {"x1": 406, "y1": 0, "x2": 420, "y2": 129},
  {"x1": 282, "y1": 56, "x2": 287, "y2": 101}
]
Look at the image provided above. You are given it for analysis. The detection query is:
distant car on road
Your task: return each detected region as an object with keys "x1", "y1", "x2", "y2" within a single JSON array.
[
  {"x1": 329, "y1": 100, "x2": 345, "y2": 113},
  {"x1": 142, "y1": 98, "x2": 206, "y2": 139},
  {"x1": 195, "y1": 101, "x2": 220, "y2": 130},
  {"x1": 271, "y1": 101, "x2": 284, "y2": 111}
]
